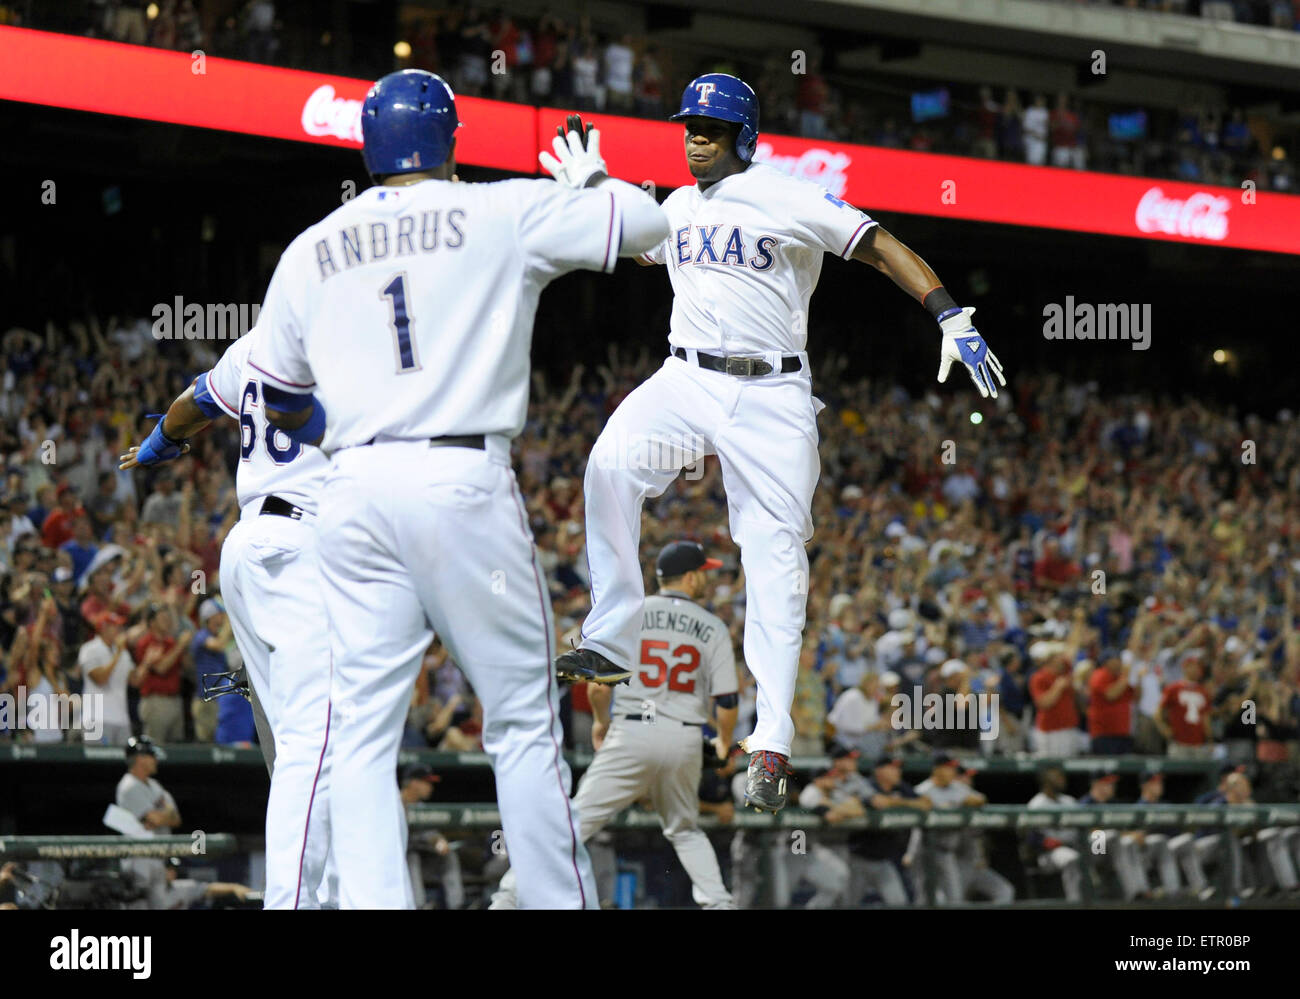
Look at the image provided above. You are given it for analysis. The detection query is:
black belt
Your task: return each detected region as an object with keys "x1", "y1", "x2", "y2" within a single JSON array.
[
  {"x1": 360, "y1": 434, "x2": 486, "y2": 450},
  {"x1": 620, "y1": 713, "x2": 703, "y2": 727},
  {"x1": 673, "y1": 347, "x2": 802, "y2": 377},
  {"x1": 260, "y1": 495, "x2": 305, "y2": 520}
]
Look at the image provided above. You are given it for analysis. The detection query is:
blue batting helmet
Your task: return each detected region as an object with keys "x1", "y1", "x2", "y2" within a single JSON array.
[
  {"x1": 361, "y1": 70, "x2": 461, "y2": 179},
  {"x1": 670, "y1": 73, "x2": 760, "y2": 162}
]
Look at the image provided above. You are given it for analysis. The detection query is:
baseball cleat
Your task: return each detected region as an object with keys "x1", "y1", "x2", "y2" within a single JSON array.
[
  {"x1": 744, "y1": 750, "x2": 793, "y2": 813},
  {"x1": 554, "y1": 646, "x2": 631, "y2": 685}
]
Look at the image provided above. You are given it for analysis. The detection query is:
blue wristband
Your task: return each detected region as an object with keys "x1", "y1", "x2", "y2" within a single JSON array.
[{"x1": 136, "y1": 420, "x2": 186, "y2": 466}]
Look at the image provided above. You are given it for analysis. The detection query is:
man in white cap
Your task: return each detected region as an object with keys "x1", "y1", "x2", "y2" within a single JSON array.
[
  {"x1": 76, "y1": 611, "x2": 135, "y2": 746},
  {"x1": 1029, "y1": 641, "x2": 1081, "y2": 757}
]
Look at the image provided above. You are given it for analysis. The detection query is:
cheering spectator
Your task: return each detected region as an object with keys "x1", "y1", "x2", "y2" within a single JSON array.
[
  {"x1": 132, "y1": 605, "x2": 192, "y2": 743},
  {"x1": 826, "y1": 669, "x2": 892, "y2": 757},
  {"x1": 1023, "y1": 93, "x2": 1050, "y2": 166},
  {"x1": 40, "y1": 485, "x2": 83, "y2": 549},
  {"x1": 1049, "y1": 93, "x2": 1085, "y2": 169},
  {"x1": 77, "y1": 611, "x2": 134, "y2": 746},
  {"x1": 634, "y1": 46, "x2": 665, "y2": 117},
  {"x1": 1086, "y1": 650, "x2": 1139, "y2": 754},
  {"x1": 603, "y1": 34, "x2": 635, "y2": 112},
  {"x1": 1029, "y1": 641, "x2": 1081, "y2": 757},
  {"x1": 1157, "y1": 653, "x2": 1213, "y2": 759},
  {"x1": 190, "y1": 598, "x2": 232, "y2": 742}
]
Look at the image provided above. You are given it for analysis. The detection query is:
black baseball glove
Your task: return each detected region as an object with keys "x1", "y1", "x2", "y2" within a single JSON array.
[{"x1": 559, "y1": 113, "x2": 594, "y2": 149}]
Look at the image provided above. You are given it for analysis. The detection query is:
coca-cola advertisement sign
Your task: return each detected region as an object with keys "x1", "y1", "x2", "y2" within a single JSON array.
[
  {"x1": 1135, "y1": 187, "x2": 1230, "y2": 241},
  {"x1": 753, "y1": 142, "x2": 851, "y2": 198},
  {"x1": 3, "y1": 25, "x2": 1298, "y2": 255},
  {"x1": 300, "y1": 84, "x2": 364, "y2": 144}
]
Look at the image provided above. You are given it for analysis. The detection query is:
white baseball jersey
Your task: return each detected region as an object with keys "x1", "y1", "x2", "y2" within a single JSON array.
[
  {"x1": 198, "y1": 327, "x2": 328, "y2": 514},
  {"x1": 639, "y1": 163, "x2": 877, "y2": 354},
  {"x1": 612, "y1": 591, "x2": 738, "y2": 725},
  {"x1": 250, "y1": 179, "x2": 622, "y2": 451}
]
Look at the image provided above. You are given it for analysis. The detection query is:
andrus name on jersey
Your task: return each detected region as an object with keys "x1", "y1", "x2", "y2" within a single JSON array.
[
  {"x1": 672, "y1": 225, "x2": 778, "y2": 271},
  {"x1": 642, "y1": 607, "x2": 716, "y2": 644},
  {"x1": 315, "y1": 210, "x2": 466, "y2": 281}
]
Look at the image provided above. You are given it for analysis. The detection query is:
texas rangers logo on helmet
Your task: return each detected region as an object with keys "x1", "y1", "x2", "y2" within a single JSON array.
[{"x1": 695, "y1": 81, "x2": 717, "y2": 106}]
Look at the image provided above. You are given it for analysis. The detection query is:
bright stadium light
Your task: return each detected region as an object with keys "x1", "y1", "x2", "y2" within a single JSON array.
[
  {"x1": 394, "y1": 41, "x2": 412, "y2": 58},
  {"x1": 146, "y1": 3, "x2": 159, "y2": 19},
  {"x1": 970, "y1": 412, "x2": 983, "y2": 425},
  {"x1": 1213, "y1": 349, "x2": 1227, "y2": 364}
]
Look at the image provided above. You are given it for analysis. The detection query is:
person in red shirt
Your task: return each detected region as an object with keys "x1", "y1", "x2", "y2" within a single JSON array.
[
  {"x1": 1033, "y1": 537, "x2": 1080, "y2": 592},
  {"x1": 1030, "y1": 642, "x2": 1081, "y2": 757},
  {"x1": 40, "y1": 484, "x2": 85, "y2": 550},
  {"x1": 1157, "y1": 656, "x2": 1213, "y2": 758},
  {"x1": 1049, "y1": 92, "x2": 1084, "y2": 169},
  {"x1": 132, "y1": 606, "x2": 193, "y2": 743},
  {"x1": 1087, "y1": 651, "x2": 1140, "y2": 754},
  {"x1": 80, "y1": 550, "x2": 132, "y2": 627}
]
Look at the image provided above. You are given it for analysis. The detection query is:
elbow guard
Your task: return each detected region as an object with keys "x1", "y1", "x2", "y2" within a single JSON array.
[
  {"x1": 713, "y1": 693, "x2": 739, "y2": 710},
  {"x1": 263, "y1": 386, "x2": 326, "y2": 445},
  {"x1": 192, "y1": 373, "x2": 225, "y2": 419}
]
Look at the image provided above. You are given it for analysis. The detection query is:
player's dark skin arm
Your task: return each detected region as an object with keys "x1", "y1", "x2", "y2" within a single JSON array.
[
  {"x1": 119, "y1": 383, "x2": 213, "y2": 470},
  {"x1": 712, "y1": 703, "x2": 737, "y2": 748},
  {"x1": 851, "y1": 227, "x2": 946, "y2": 303}
]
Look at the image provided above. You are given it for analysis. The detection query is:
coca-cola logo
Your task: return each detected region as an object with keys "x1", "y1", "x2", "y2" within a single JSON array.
[
  {"x1": 301, "y1": 84, "x2": 364, "y2": 144},
  {"x1": 1134, "y1": 186, "x2": 1229, "y2": 242},
  {"x1": 753, "y1": 142, "x2": 850, "y2": 198}
]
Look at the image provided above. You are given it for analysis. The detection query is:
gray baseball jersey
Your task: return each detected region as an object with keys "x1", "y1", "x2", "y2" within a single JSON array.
[
  {"x1": 115, "y1": 773, "x2": 178, "y2": 833},
  {"x1": 612, "y1": 591, "x2": 738, "y2": 725},
  {"x1": 915, "y1": 778, "x2": 973, "y2": 851}
]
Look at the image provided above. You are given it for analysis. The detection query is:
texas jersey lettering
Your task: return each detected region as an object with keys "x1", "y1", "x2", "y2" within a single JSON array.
[{"x1": 640, "y1": 164, "x2": 876, "y2": 354}]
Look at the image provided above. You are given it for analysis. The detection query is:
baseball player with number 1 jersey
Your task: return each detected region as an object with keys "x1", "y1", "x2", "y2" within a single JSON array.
[
  {"x1": 491, "y1": 541, "x2": 739, "y2": 909},
  {"x1": 553, "y1": 74, "x2": 1007, "y2": 813},
  {"x1": 120, "y1": 326, "x2": 334, "y2": 910},
  {"x1": 249, "y1": 70, "x2": 670, "y2": 908}
]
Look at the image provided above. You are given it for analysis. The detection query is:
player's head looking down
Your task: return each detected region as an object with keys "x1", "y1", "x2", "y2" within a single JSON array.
[
  {"x1": 361, "y1": 69, "x2": 462, "y2": 186},
  {"x1": 655, "y1": 541, "x2": 724, "y2": 599},
  {"x1": 670, "y1": 73, "x2": 759, "y2": 187}
]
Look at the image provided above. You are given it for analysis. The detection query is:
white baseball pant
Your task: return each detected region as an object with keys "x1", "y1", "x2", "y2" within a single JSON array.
[
  {"x1": 1127, "y1": 832, "x2": 1182, "y2": 894},
  {"x1": 580, "y1": 356, "x2": 819, "y2": 757},
  {"x1": 221, "y1": 509, "x2": 333, "y2": 910},
  {"x1": 1039, "y1": 845, "x2": 1084, "y2": 901},
  {"x1": 490, "y1": 715, "x2": 733, "y2": 908},
  {"x1": 318, "y1": 437, "x2": 596, "y2": 909}
]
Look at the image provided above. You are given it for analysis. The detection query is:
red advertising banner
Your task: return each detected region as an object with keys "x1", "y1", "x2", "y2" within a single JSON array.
[
  {"x1": 2, "y1": 26, "x2": 1296, "y2": 255},
  {"x1": 0, "y1": 26, "x2": 536, "y2": 173}
]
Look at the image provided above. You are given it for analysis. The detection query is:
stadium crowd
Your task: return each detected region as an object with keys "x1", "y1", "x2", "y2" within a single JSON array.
[
  {"x1": 8, "y1": 0, "x2": 1295, "y2": 192},
  {"x1": 4, "y1": 317, "x2": 1297, "y2": 782}
]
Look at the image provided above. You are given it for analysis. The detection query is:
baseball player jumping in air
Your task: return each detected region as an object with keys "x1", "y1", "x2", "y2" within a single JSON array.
[
  {"x1": 121, "y1": 325, "x2": 334, "y2": 910},
  {"x1": 490, "y1": 541, "x2": 740, "y2": 909},
  {"x1": 550, "y1": 74, "x2": 1007, "y2": 813},
  {"x1": 250, "y1": 70, "x2": 670, "y2": 908}
]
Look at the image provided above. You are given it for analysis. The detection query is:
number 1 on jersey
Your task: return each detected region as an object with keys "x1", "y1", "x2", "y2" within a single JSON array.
[{"x1": 381, "y1": 273, "x2": 421, "y2": 373}]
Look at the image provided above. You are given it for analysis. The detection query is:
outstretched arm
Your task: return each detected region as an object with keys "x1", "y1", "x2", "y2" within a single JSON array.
[
  {"x1": 851, "y1": 226, "x2": 944, "y2": 301},
  {"x1": 118, "y1": 381, "x2": 215, "y2": 470},
  {"x1": 852, "y1": 226, "x2": 1006, "y2": 399}
]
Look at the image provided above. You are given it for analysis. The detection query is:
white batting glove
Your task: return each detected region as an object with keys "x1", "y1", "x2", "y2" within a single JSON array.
[
  {"x1": 538, "y1": 127, "x2": 608, "y2": 190},
  {"x1": 937, "y1": 306, "x2": 1006, "y2": 400}
]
